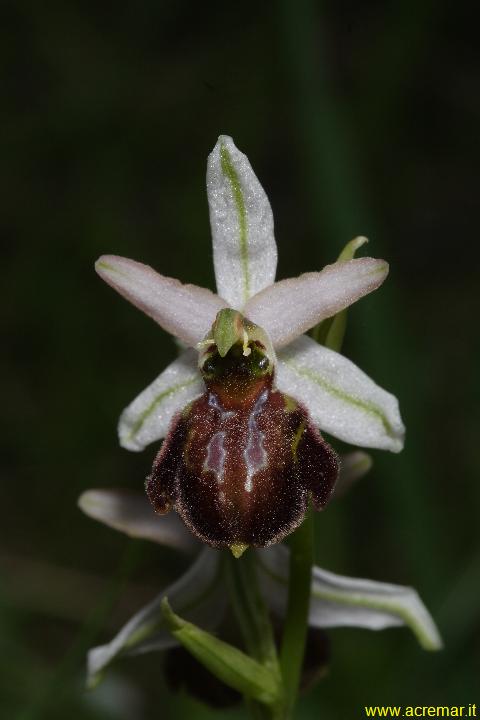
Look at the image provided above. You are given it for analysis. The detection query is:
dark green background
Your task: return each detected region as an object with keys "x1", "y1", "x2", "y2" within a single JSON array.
[{"x1": 1, "y1": 1, "x2": 478, "y2": 718}]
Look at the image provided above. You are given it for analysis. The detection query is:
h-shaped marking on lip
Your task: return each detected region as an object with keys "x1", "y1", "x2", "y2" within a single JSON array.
[{"x1": 204, "y1": 390, "x2": 269, "y2": 493}]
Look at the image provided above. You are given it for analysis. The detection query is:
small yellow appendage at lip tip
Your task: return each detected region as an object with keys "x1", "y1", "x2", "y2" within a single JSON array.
[{"x1": 230, "y1": 543, "x2": 249, "y2": 559}]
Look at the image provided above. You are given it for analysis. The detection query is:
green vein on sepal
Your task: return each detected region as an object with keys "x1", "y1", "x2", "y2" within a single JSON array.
[
  {"x1": 257, "y1": 558, "x2": 442, "y2": 651},
  {"x1": 220, "y1": 142, "x2": 250, "y2": 304},
  {"x1": 123, "y1": 378, "x2": 198, "y2": 443},
  {"x1": 96, "y1": 260, "x2": 128, "y2": 278},
  {"x1": 306, "y1": 590, "x2": 442, "y2": 651},
  {"x1": 285, "y1": 360, "x2": 396, "y2": 438}
]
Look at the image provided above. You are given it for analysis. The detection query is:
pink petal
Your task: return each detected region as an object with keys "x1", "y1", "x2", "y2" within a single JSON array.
[
  {"x1": 96, "y1": 255, "x2": 228, "y2": 346},
  {"x1": 244, "y1": 258, "x2": 388, "y2": 348}
]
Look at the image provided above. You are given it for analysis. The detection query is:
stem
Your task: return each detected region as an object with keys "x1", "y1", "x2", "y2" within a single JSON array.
[
  {"x1": 224, "y1": 551, "x2": 278, "y2": 665},
  {"x1": 279, "y1": 510, "x2": 314, "y2": 716},
  {"x1": 224, "y1": 551, "x2": 283, "y2": 719}
]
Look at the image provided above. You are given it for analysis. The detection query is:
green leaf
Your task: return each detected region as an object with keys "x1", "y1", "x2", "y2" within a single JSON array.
[{"x1": 161, "y1": 598, "x2": 280, "y2": 706}]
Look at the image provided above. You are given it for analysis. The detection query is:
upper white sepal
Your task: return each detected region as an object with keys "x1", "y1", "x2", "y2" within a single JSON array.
[{"x1": 207, "y1": 136, "x2": 277, "y2": 309}]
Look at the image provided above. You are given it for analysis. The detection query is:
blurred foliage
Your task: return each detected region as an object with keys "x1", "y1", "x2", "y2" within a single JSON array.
[{"x1": 1, "y1": 1, "x2": 478, "y2": 718}]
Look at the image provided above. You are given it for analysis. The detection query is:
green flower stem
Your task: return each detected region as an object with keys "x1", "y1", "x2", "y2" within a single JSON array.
[
  {"x1": 279, "y1": 509, "x2": 314, "y2": 716},
  {"x1": 224, "y1": 552, "x2": 278, "y2": 665},
  {"x1": 224, "y1": 552, "x2": 284, "y2": 720}
]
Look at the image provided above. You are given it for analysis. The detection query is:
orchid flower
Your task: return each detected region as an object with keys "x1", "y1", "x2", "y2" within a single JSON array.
[
  {"x1": 95, "y1": 135, "x2": 405, "y2": 551},
  {"x1": 78, "y1": 487, "x2": 442, "y2": 689},
  {"x1": 86, "y1": 138, "x2": 442, "y2": 713}
]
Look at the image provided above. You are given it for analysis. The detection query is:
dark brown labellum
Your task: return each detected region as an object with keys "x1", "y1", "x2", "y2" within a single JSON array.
[{"x1": 146, "y1": 342, "x2": 338, "y2": 548}]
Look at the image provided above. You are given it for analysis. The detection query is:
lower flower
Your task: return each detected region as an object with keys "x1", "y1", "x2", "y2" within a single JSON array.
[{"x1": 78, "y1": 488, "x2": 442, "y2": 690}]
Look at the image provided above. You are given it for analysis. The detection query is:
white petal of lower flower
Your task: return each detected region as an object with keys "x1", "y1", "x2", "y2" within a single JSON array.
[
  {"x1": 244, "y1": 258, "x2": 388, "y2": 347},
  {"x1": 78, "y1": 489, "x2": 198, "y2": 553},
  {"x1": 87, "y1": 548, "x2": 224, "y2": 688},
  {"x1": 276, "y1": 335, "x2": 405, "y2": 452},
  {"x1": 118, "y1": 349, "x2": 204, "y2": 451},
  {"x1": 207, "y1": 135, "x2": 277, "y2": 309},
  {"x1": 256, "y1": 546, "x2": 442, "y2": 651},
  {"x1": 96, "y1": 255, "x2": 228, "y2": 346}
]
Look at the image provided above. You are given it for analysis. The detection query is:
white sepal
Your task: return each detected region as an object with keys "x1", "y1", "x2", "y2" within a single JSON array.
[
  {"x1": 78, "y1": 489, "x2": 198, "y2": 553},
  {"x1": 118, "y1": 349, "x2": 204, "y2": 451},
  {"x1": 87, "y1": 549, "x2": 224, "y2": 688},
  {"x1": 207, "y1": 135, "x2": 277, "y2": 309},
  {"x1": 276, "y1": 335, "x2": 405, "y2": 452},
  {"x1": 256, "y1": 546, "x2": 442, "y2": 651}
]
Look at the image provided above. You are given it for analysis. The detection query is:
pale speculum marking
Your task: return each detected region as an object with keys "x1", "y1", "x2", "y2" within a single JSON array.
[
  {"x1": 203, "y1": 393, "x2": 233, "y2": 489},
  {"x1": 203, "y1": 430, "x2": 227, "y2": 485},
  {"x1": 243, "y1": 390, "x2": 268, "y2": 493}
]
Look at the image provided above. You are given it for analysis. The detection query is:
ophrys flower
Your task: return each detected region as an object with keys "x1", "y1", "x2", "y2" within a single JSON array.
[{"x1": 96, "y1": 136, "x2": 404, "y2": 550}]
